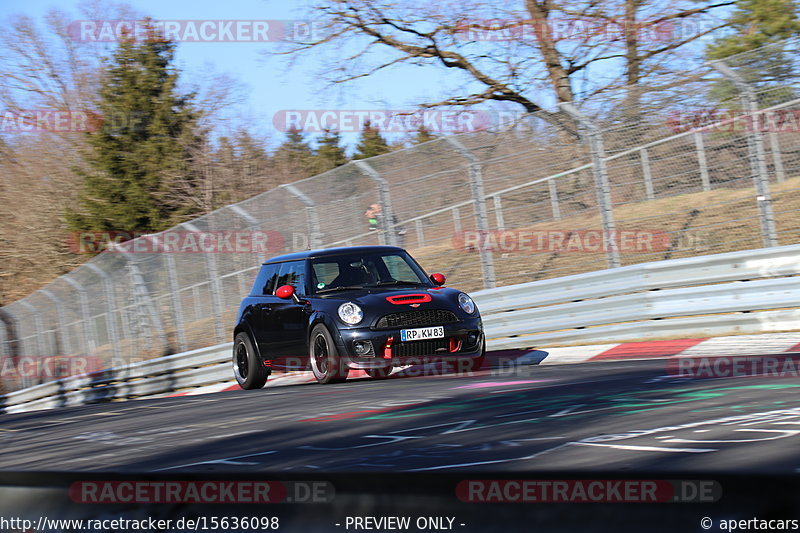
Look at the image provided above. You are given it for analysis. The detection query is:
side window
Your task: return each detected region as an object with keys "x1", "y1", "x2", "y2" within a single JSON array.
[
  {"x1": 276, "y1": 260, "x2": 307, "y2": 296},
  {"x1": 251, "y1": 264, "x2": 279, "y2": 296},
  {"x1": 311, "y1": 262, "x2": 340, "y2": 291},
  {"x1": 382, "y1": 254, "x2": 418, "y2": 282}
]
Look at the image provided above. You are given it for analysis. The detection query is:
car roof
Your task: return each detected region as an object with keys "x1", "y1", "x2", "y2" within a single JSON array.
[{"x1": 262, "y1": 245, "x2": 407, "y2": 265}]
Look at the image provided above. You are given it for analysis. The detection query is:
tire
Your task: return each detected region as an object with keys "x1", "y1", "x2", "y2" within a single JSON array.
[
  {"x1": 233, "y1": 332, "x2": 269, "y2": 390},
  {"x1": 309, "y1": 324, "x2": 350, "y2": 384},
  {"x1": 365, "y1": 365, "x2": 393, "y2": 379}
]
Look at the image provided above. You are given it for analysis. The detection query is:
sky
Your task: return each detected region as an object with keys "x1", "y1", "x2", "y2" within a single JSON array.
[
  {"x1": 0, "y1": 0, "x2": 478, "y2": 149},
  {"x1": 0, "y1": 0, "x2": 732, "y2": 150}
]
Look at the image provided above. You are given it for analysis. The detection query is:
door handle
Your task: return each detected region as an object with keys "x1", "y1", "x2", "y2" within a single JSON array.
[{"x1": 255, "y1": 303, "x2": 272, "y2": 312}]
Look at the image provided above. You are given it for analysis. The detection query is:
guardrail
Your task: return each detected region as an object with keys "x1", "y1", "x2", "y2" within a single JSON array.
[
  {"x1": 473, "y1": 243, "x2": 800, "y2": 349},
  {"x1": 3, "y1": 244, "x2": 800, "y2": 414},
  {"x1": 0, "y1": 344, "x2": 233, "y2": 414}
]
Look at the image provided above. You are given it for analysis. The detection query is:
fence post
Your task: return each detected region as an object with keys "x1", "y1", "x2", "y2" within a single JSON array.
[
  {"x1": 0, "y1": 307, "x2": 21, "y2": 391},
  {"x1": 182, "y1": 223, "x2": 225, "y2": 343},
  {"x1": 85, "y1": 264, "x2": 124, "y2": 368},
  {"x1": 40, "y1": 289, "x2": 71, "y2": 356},
  {"x1": 559, "y1": 103, "x2": 621, "y2": 268},
  {"x1": 492, "y1": 195, "x2": 505, "y2": 231},
  {"x1": 452, "y1": 207, "x2": 462, "y2": 235},
  {"x1": 547, "y1": 179, "x2": 562, "y2": 220},
  {"x1": 415, "y1": 219, "x2": 426, "y2": 248},
  {"x1": 444, "y1": 136, "x2": 497, "y2": 288},
  {"x1": 693, "y1": 132, "x2": 712, "y2": 192},
  {"x1": 63, "y1": 277, "x2": 97, "y2": 356},
  {"x1": 112, "y1": 245, "x2": 169, "y2": 354},
  {"x1": 279, "y1": 184, "x2": 323, "y2": 250},
  {"x1": 769, "y1": 131, "x2": 786, "y2": 183},
  {"x1": 228, "y1": 204, "x2": 272, "y2": 258},
  {"x1": 640, "y1": 148, "x2": 655, "y2": 201},
  {"x1": 355, "y1": 160, "x2": 398, "y2": 247},
  {"x1": 226, "y1": 205, "x2": 264, "y2": 306},
  {"x1": 18, "y1": 300, "x2": 47, "y2": 366},
  {"x1": 708, "y1": 59, "x2": 778, "y2": 248}
]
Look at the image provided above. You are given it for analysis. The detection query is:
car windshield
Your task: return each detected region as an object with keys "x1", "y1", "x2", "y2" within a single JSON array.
[{"x1": 311, "y1": 251, "x2": 430, "y2": 294}]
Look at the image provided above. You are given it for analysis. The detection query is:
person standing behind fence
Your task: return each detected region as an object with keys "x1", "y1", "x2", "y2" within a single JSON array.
[{"x1": 365, "y1": 203, "x2": 381, "y2": 231}]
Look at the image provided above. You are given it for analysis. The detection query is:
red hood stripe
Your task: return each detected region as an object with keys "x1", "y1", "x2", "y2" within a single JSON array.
[{"x1": 386, "y1": 294, "x2": 433, "y2": 304}]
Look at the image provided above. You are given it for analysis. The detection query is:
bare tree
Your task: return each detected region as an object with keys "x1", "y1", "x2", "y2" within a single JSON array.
[{"x1": 277, "y1": 0, "x2": 733, "y2": 135}]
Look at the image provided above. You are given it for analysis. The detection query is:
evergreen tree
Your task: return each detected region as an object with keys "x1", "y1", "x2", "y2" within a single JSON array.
[
  {"x1": 272, "y1": 126, "x2": 315, "y2": 181},
  {"x1": 707, "y1": 0, "x2": 800, "y2": 59},
  {"x1": 235, "y1": 130, "x2": 270, "y2": 183},
  {"x1": 412, "y1": 124, "x2": 437, "y2": 145},
  {"x1": 67, "y1": 27, "x2": 200, "y2": 235},
  {"x1": 353, "y1": 120, "x2": 391, "y2": 160},
  {"x1": 705, "y1": 0, "x2": 800, "y2": 105},
  {"x1": 314, "y1": 128, "x2": 348, "y2": 172}
]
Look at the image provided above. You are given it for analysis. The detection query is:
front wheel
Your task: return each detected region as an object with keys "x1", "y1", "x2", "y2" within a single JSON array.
[
  {"x1": 309, "y1": 324, "x2": 349, "y2": 384},
  {"x1": 233, "y1": 332, "x2": 269, "y2": 390}
]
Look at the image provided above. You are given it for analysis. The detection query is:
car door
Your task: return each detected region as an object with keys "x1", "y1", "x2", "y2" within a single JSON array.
[
  {"x1": 270, "y1": 260, "x2": 311, "y2": 365},
  {"x1": 248, "y1": 263, "x2": 280, "y2": 357}
]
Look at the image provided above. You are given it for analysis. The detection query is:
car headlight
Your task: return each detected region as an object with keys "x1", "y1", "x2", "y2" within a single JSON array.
[
  {"x1": 338, "y1": 302, "x2": 363, "y2": 325},
  {"x1": 458, "y1": 293, "x2": 476, "y2": 314}
]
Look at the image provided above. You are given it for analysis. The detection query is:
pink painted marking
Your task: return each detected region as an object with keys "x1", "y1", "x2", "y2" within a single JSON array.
[{"x1": 454, "y1": 380, "x2": 552, "y2": 389}]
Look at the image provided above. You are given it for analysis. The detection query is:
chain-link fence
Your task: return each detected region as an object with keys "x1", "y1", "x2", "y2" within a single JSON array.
[{"x1": 2, "y1": 39, "x2": 800, "y2": 393}]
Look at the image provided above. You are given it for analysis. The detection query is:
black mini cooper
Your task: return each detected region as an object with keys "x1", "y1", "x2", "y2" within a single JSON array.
[{"x1": 232, "y1": 245, "x2": 485, "y2": 389}]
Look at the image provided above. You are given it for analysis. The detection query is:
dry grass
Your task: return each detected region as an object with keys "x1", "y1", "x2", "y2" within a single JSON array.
[{"x1": 411, "y1": 176, "x2": 800, "y2": 293}]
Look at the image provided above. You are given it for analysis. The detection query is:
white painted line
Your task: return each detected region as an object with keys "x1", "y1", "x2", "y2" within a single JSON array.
[
  {"x1": 539, "y1": 345, "x2": 619, "y2": 365},
  {"x1": 408, "y1": 443, "x2": 573, "y2": 471},
  {"x1": 572, "y1": 442, "x2": 715, "y2": 453},
  {"x1": 154, "y1": 450, "x2": 277, "y2": 471},
  {"x1": 676, "y1": 333, "x2": 800, "y2": 357}
]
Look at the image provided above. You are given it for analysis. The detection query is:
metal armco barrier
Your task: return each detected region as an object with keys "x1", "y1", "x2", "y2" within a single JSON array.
[
  {"x1": 0, "y1": 344, "x2": 233, "y2": 414},
  {"x1": 2, "y1": 244, "x2": 800, "y2": 414}
]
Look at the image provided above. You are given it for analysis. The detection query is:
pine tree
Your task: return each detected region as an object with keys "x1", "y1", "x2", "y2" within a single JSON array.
[
  {"x1": 412, "y1": 124, "x2": 437, "y2": 145},
  {"x1": 235, "y1": 130, "x2": 270, "y2": 185},
  {"x1": 314, "y1": 128, "x2": 348, "y2": 172},
  {"x1": 353, "y1": 120, "x2": 391, "y2": 160},
  {"x1": 272, "y1": 127, "x2": 315, "y2": 181},
  {"x1": 705, "y1": 0, "x2": 800, "y2": 105},
  {"x1": 707, "y1": 0, "x2": 800, "y2": 59},
  {"x1": 67, "y1": 26, "x2": 201, "y2": 235}
]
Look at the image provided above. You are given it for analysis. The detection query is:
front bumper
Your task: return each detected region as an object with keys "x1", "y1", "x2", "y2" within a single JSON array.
[{"x1": 335, "y1": 317, "x2": 484, "y2": 370}]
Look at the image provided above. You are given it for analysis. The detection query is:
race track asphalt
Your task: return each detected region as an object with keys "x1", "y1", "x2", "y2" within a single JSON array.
[{"x1": 1, "y1": 358, "x2": 798, "y2": 473}]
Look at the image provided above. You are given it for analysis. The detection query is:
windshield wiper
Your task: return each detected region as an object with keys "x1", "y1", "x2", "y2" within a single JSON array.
[
  {"x1": 315, "y1": 286, "x2": 365, "y2": 294},
  {"x1": 374, "y1": 280, "x2": 426, "y2": 286}
]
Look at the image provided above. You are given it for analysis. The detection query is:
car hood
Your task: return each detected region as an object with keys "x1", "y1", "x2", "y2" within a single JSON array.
[{"x1": 316, "y1": 286, "x2": 462, "y2": 307}]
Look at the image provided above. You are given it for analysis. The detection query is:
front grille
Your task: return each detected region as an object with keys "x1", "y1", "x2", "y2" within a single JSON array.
[
  {"x1": 393, "y1": 339, "x2": 450, "y2": 357},
  {"x1": 375, "y1": 309, "x2": 459, "y2": 329}
]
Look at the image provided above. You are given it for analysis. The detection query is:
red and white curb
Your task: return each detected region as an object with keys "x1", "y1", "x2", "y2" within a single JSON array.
[
  {"x1": 156, "y1": 332, "x2": 800, "y2": 398},
  {"x1": 540, "y1": 332, "x2": 800, "y2": 364}
]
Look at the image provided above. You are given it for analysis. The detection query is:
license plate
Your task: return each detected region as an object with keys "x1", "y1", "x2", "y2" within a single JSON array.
[{"x1": 401, "y1": 326, "x2": 444, "y2": 342}]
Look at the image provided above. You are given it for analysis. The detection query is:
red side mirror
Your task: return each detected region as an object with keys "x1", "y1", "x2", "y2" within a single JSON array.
[
  {"x1": 430, "y1": 273, "x2": 446, "y2": 286},
  {"x1": 276, "y1": 285, "x2": 295, "y2": 299}
]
